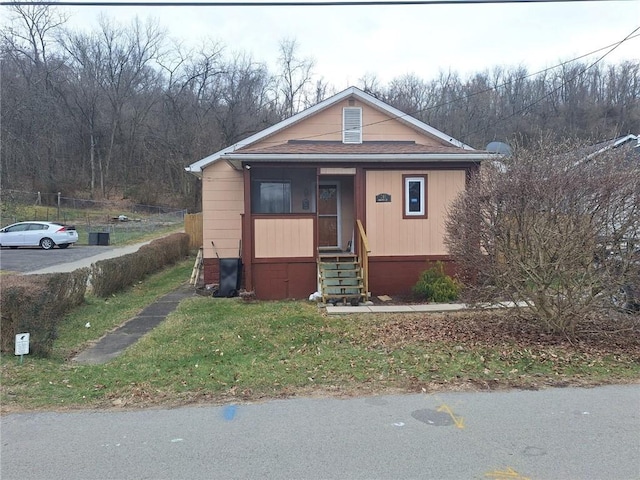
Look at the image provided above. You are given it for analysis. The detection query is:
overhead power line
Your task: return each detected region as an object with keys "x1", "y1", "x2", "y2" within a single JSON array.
[
  {"x1": 461, "y1": 25, "x2": 640, "y2": 143},
  {"x1": 245, "y1": 28, "x2": 639, "y2": 148},
  {"x1": 0, "y1": 0, "x2": 627, "y2": 6}
]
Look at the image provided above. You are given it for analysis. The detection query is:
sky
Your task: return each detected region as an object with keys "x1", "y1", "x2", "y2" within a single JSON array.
[{"x1": 8, "y1": 0, "x2": 640, "y2": 88}]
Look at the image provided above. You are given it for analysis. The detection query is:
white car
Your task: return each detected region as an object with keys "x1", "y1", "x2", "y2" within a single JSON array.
[{"x1": 0, "y1": 221, "x2": 79, "y2": 250}]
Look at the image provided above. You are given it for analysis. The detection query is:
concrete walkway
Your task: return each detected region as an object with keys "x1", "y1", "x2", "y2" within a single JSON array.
[
  {"x1": 325, "y1": 300, "x2": 527, "y2": 315},
  {"x1": 73, "y1": 284, "x2": 196, "y2": 365}
]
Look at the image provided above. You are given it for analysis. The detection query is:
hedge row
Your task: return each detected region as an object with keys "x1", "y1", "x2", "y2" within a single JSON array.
[
  {"x1": 0, "y1": 233, "x2": 191, "y2": 357},
  {"x1": 1, "y1": 269, "x2": 90, "y2": 357},
  {"x1": 90, "y1": 233, "x2": 190, "y2": 297}
]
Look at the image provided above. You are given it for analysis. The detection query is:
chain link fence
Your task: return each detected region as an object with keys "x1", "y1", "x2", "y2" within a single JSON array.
[{"x1": 1, "y1": 189, "x2": 186, "y2": 245}]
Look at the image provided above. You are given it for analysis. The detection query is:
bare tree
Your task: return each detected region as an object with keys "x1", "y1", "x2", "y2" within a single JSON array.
[
  {"x1": 276, "y1": 38, "x2": 315, "y2": 117},
  {"x1": 93, "y1": 15, "x2": 165, "y2": 197},
  {"x1": 216, "y1": 53, "x2": 277, "y2": 145},
  {"x1": 1, "y1": 3, "x2": 69, "y2": 190},
  {"x1": 358, "y1": 73, "x2": 384, "y2": 98},
  {"x1": 58, "y1": 29, "x2": 106, "y2": 197},
  {"x1": 445, "y1": 138, "x2": 640, "y2": 335}
]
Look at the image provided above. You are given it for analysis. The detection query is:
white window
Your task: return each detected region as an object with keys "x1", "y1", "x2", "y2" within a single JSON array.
[
  {"x1": 343, "y1": 107, "x2": 362, "y2": 144},
  {"x1": 403, "y1": 175, "x2": 427, "y2": 218}
]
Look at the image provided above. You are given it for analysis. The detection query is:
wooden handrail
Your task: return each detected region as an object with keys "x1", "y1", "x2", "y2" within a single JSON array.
[
  {"x1": 356, "y1": 219, "x2": 370, "y2": 300},
  {"x1": 356, "y1": 219, "x2": 370, "y2": 253}
]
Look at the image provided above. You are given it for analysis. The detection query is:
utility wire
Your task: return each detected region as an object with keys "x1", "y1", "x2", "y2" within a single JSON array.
[
  {"x1": 346, "y1": 31, "x2": 640, "y2": 143},
  {"x1": 460, "y1": 25, "x2": 640, "y2": 144},
  {"x1": 231, "y1": 29, "x2": 639, "y2": 148},
  {"x1": 3, "y1": 0, "x2": 636, "y2": 149},
  {"x1": 0, "y1": 0, "x2": 627, "y2": 6}
]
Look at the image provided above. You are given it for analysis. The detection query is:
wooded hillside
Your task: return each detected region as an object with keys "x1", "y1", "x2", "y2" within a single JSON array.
[{"x1": 1, "y1": 4, "x2": 638, "y2": 210}]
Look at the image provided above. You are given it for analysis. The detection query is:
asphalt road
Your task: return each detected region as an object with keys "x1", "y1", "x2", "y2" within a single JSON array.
[{"x1": 2, "y1": 385, "x2": 639, "y2": 480}]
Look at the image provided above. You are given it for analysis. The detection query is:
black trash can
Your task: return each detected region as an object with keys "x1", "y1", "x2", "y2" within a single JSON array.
[
  {"x1": 88, "y1": 232, "x2": 110, "y2": 246},
  {"x1": 216, "y1": 258, "x2": 243, "y2": 297}
]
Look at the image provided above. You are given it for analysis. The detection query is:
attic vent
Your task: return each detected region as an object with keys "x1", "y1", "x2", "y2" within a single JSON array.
[{"x1": 343, "y1": 107, "x2": 362, "y2": 144}]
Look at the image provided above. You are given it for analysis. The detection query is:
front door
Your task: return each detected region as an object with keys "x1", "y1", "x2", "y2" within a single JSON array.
[{"x1": 318, "y1": 183, "x2": 340, "y2": 248}]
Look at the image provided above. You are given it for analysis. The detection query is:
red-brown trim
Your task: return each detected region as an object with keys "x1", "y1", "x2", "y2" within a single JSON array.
[
  {"x1": 355, "y1": 167, "x2": 366, "y2": 224},
  {"x1": 402, "y1": 174, "x2": 428, "y2": 219},
  {"x1": 251, "y1": 213, "x2": 315, "y2": 220},
  {"x1": 465, "y1": 162, "x2": 480, "y2": 188},
  {"x1": 252, "y1": 261, "x2": 317, "y2": 300},
  {"x1": 252, "y1": 256, "x2": 315, "y2": 264},
  {"x1": 368, "y1": 255, "x2": 458, "y2": 296},
  {"x1": 370, "y1": 255, "x2": 452, "y2": 262},
  {"x1": 354, "y1": 167, "x2": 366, "y2": 257},
  {"x1": 243, "y1": 161, "x2": 479, "y2": 170}
]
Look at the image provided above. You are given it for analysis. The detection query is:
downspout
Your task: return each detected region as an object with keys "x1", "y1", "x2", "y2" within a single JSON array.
[{"x1": 242, "y1": 166, "x2": 253, "y2": 293}]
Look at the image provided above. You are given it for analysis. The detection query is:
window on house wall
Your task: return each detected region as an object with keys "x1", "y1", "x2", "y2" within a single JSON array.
[
  {"x1": 403, "y1": 175, "x2": 427, "y2": 218},
  {"x1": 343, "y1": 107, "x2": 362, "y2": 144},
  {"x1": 251, "y1": 181, "x2": 291, "y2": 213},
  {"x1": 250, "y1": 167, "x2": 317, "y2": 214}
]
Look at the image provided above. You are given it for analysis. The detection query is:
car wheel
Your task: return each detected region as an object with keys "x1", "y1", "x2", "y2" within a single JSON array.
[
  {"x1": 58, "y1": 243, "x2": 70, "y2": 249},
  {"x1": 40, "y1": 238, "x2": 55, "y2": 250}
]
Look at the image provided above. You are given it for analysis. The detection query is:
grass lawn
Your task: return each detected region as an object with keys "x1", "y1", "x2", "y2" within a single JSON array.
[{"x1": 2, "y1": 263, "x2": 639, "y2": 412}]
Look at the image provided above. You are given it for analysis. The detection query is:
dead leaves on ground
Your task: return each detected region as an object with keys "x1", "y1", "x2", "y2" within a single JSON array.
[{"x1": 368, "y1": 310, "x2": 640, "y2": 362}]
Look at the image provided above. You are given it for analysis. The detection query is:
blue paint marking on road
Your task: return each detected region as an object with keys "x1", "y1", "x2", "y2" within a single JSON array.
[{"x1": 223, "y1": 405, "x2": 237, "y2": 421}]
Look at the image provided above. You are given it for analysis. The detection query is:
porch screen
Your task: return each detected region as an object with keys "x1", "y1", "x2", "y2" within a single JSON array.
[{"x1": 251, "y1": 181, "x2": 291, "y2": 214}]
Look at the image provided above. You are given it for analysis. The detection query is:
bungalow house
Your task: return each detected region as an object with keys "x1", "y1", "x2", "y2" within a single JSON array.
[{"x1": 186, "y1": 86, "x2": 494, "y2": 301}]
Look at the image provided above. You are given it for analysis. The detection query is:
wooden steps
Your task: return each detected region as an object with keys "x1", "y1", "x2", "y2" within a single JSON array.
[{"x1": 318, "y1": 253, "x2": 367, "y2": 305}]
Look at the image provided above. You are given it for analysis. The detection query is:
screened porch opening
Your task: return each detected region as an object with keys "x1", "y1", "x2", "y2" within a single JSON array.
[{"x1": 250, "y1": 167, "x2": 317, "y2": 214}]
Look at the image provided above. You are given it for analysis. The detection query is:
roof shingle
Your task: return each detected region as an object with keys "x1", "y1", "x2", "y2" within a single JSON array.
[{"x1": 234, "y1": 140, "x2": 477, "y2": 155}]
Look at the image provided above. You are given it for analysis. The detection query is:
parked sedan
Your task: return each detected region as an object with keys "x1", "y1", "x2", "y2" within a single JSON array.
[{"x1": 0, "y1": 221, "x2": 78, "y2": 250}]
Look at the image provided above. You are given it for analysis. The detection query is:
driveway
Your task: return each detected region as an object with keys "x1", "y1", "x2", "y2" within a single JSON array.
[{"x1": 0, "y1": 242, "x2": 152, "y2": 274}]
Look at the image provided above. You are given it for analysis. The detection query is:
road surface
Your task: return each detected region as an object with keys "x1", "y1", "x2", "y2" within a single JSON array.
[{"x1": 2, "y1": 385, "x2": 638, "y2": 479}]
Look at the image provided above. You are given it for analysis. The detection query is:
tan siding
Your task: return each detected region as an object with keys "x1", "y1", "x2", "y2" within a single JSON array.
[
  {"x1": 366, "y1": 170, "x2": 466, "y2": 256},
  {"x1": 254, "y1": 218, "x2": 314, "y2": 258},
  {"x1": 202, "y1": 161, "x2": 244, "y2": 259},
  {"x1": 249, "y1": 99, "x2": 446, "y2": 148}
]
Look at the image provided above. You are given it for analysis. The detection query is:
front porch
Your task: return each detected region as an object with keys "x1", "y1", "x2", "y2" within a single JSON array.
[
  {"x1": 246, "y1": 218, "x2": 370, "y2": 303},
  {"x1": 241, "y1": 164, "x2": 364, "y2": 300}
]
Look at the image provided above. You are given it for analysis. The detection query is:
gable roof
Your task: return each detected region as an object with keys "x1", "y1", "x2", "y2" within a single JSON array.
[
  {"x1": 186, "y1": 86, "x2": 485, "y2": 176},
  {"x1": 583, "y1": 134, "x2": 639, "y2": 161}
]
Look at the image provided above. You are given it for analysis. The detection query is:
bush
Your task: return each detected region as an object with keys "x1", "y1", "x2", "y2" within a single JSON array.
[
  {"x1": 445, "y1": 138, "x2": 640, "y2": 335},
  {"x1": 90, "y1": 232, "x2": 190, "y2": 297},
  {"x1": 412, "y1": 262, "x2": 461, "y2": 302},
  {"x1": 0, "y1": 269, "x2": 90, "y2": 357}
]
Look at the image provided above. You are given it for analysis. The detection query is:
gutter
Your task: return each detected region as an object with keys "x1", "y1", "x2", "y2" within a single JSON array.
[{"x1": 223, "y1": 153, "x2": 493, "y2": 170}]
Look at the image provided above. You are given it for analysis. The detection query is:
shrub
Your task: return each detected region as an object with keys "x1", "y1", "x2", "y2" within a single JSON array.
[
  {"x1": 412, "y1": 262, "x2": 461, "y2": 302},
  {"x1": 445, "y1": 138, "x2": 640, "y2": 334},
  {"x1": 0, "y1": 269, "x2": 90, "y2": 357},
  {"x1": 91, "y1": 232, "x2": 189, "y2": 297}
]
